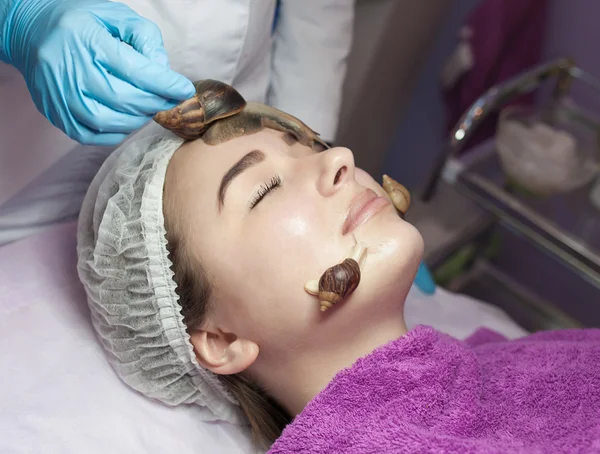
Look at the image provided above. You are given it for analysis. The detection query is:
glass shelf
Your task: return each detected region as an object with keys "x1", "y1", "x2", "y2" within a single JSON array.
[{"x1": 444, "y1": 138, "x2": 600, "y2": 289}]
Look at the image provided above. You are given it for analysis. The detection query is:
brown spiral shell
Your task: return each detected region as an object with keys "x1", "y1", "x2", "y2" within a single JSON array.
[
  {"x1": 153, "y1": 79, "x2": 246, "y2": 140},
  {"x1": 318, "y1": 258, "x2": 361, "y2": 311}
]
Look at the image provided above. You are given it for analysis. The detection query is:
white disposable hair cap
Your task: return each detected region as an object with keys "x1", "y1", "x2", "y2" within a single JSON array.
[{"x1": 76, "y1": 122, "x2": 245, "y2": 424}]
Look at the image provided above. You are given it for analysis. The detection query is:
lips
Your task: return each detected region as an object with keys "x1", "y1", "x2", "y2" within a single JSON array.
[{"x1": 342, "y1": 189, "x2": 390, "y2": 234}]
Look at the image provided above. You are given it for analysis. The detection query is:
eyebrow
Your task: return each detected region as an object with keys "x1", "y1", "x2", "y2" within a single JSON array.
[{"x1": 218, "y1": 149, "x2": 266, "y2": 209}]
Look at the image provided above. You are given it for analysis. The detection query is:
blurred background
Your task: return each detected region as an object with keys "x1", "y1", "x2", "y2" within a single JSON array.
[{"x1": 337, "y1": 0, "x2": 600, "y2": 331}]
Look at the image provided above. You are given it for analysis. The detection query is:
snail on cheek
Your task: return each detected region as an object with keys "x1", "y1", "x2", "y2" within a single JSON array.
[
  {"x1": 304, "y1": 242, "x2": 367, "y2": 312},
  {"x1": 304, "y1": 175, "x2": 412, "y2": 313}
]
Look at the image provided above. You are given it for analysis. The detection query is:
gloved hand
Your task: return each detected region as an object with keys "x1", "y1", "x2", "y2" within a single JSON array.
[{"x1": 1, "y1": 0, "x2": 195, "y2": 146}]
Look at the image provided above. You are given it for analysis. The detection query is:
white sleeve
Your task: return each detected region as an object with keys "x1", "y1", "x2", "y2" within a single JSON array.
[{"x1": 267, "y1": 0, "x2": 355, "y2": 143}]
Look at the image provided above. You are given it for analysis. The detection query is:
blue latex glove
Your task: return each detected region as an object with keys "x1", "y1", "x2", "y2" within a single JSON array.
[
  {"x1": 1, "y1": 0, "x2": 195, "y2": 146},
  {"x1": 414, "y1": 262, "x2": 436, "y2": 295}
]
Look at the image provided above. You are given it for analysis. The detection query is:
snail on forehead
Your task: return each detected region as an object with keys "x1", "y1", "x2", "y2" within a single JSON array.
[{"x1": 154, "y1": 79, "x2": 329, "y2": 150}]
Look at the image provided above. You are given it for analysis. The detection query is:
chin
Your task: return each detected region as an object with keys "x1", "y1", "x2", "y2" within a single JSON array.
[
  {"x1": 359, "y1": 204, "x2": 424, "y2": 261},
  {"x1": 351, "y1": 211, "x2": 424, "y2": 310}
]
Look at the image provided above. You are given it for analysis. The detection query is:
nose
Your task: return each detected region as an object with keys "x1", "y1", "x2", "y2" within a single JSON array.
[{"x1": 316, "y1": 146, "x2": 356, "y2": 197}]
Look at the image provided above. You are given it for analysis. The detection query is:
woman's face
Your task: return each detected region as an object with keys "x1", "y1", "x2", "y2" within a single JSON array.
[{"x1": 166, "y1": 129, "x2": 423, "y2": 367}]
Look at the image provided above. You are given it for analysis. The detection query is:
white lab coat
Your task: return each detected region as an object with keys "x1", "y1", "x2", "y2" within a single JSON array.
[{"x1": 0, "y1": 0, "x2": 354, "y2": 245}]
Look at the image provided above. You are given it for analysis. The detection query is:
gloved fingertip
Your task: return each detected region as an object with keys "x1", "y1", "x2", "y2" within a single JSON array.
[
  {"x1": 126, "y1": 115, "x2": 153, "y2": 132},
  {"x1": 72, "y1": 131, "x2": 93, "y2": 146},
  {"x1": 159, "y1": 99, "x2": 181, "y2": 110},
  {"x1": 173, "y1": 76, "x2": 196, "y2": 101},
  {"x1": 172, "y1": 77, "x2": 196, "y2": 100}
]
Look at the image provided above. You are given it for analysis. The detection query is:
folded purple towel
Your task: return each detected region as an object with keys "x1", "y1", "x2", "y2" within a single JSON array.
[{"x1": 269, "y1": 325, "x2": 600, "y2": 453}]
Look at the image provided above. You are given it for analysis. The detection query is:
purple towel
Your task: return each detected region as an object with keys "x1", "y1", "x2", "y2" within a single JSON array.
[{"x1": 269, "y1": 325, "x2": 600, "y2": 453}]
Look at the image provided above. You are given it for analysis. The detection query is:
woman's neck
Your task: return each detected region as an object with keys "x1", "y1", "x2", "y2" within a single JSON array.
[{"x1": 256, "y1": 315, "x2": 408, "y2": 417}]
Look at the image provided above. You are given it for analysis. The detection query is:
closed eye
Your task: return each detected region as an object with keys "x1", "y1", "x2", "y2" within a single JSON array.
[{"x1": 250, "y1": 175, "x2": 282, "y2": 209}]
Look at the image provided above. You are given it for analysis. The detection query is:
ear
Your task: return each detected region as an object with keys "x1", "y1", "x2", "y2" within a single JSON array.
[{"x1": 189, "y1": 329, "x2": 259, "y2": 375}]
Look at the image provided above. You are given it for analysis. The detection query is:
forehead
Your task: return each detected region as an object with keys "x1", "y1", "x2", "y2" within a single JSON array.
[
  {"x1": 164, "y1": 129, "x2": 304, "y2": 210},
  {"x1": 169, "y1": 128, "x2": 310, "y2": 181}
]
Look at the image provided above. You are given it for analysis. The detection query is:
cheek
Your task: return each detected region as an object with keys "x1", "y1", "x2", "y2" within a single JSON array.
[
  {"x1": 375, "y1": 222, "x2": 424, "y2": 268},
  {"x1": 248, "y1": 202, "x2": 343, "y2": 286},
  {"x1": 207, "y1": 206, "x2": 330, "y2": 316},
  {"x1": 273, "y1": 203, "x2": 315, "y2": 239},
  {"x1": 212, "y1": 203, "x2": 347, "y2": 334}
]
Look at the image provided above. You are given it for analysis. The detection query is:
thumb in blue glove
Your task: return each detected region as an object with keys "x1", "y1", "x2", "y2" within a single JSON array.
[{"x1": 1, "y1": 0, "x2": 196, "y2": 146}]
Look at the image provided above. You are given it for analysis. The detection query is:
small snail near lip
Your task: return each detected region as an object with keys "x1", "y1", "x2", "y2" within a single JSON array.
[
  {"x1": 382, "y1": 174, "x2": 411, "y2": 216},
  {"x1": 304, "y1": 175, "x2": 411, "y2": 313}
]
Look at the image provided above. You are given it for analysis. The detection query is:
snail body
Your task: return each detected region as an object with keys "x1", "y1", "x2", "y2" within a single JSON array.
[
  {"x1": 154, "y1": 80, "x2": 329, "y2": 151},
  {"x1": 202, "y1": 102, "x2": 329, "y2": 150},
  {"x1": 382, "y1": 174, "x2": 411, "y2": 215}
]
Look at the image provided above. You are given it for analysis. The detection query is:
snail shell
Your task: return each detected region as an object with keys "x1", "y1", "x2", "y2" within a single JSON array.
[
  {"x1": 317, "y1": 258, "x2": 361, "y2": 312},
  {"x1": 154, "y1": 79, "x2": 329, "y2": 151},
  {"x1": 153, "y1": 80, "x2": 246, "y2": 140},
  {"x1": 382, "y1": 174, "x2": 411, "y2": 215}
]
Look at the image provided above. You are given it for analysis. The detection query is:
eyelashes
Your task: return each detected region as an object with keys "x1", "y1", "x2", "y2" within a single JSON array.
[{"x1": 250, "y1": 175, "x2": 282, "y2": 209}]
